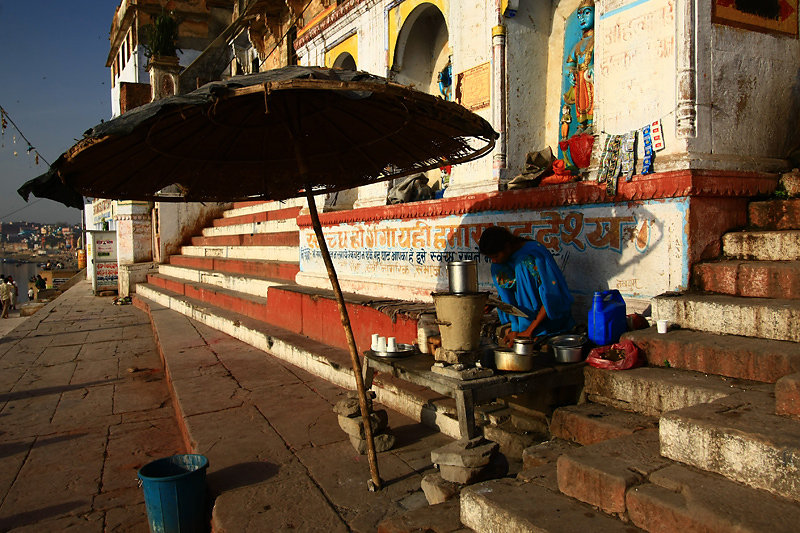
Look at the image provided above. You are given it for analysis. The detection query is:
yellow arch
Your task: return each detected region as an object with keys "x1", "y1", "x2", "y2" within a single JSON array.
[
  {"x1": 388, "y1": 0, "x2": 448, "y2": 70},
  {"x1": 325, "y1": 33, "x2": 358, "y2": 69}
]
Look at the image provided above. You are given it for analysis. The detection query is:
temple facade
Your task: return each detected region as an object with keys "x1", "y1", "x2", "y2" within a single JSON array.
[{"x1": 104, "y1": 0, "x2": 799, "y2": 315}]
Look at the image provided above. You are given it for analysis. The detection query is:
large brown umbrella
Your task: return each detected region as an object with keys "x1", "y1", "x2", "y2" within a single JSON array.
[{"x1": 18, "y1": 66, "x2": 497, "y2": 490}]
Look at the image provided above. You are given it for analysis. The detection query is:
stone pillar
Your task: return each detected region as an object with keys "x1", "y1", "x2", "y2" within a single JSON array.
[
  {"x1": 114, "y1": 201, "x2": 156, "y2": 297},
  {"x1": 676, "y1": 0, "x2": 696, "y2": 139},
  {"x1": 147, "y1": 55, "x2": 181, "y2": 100}
]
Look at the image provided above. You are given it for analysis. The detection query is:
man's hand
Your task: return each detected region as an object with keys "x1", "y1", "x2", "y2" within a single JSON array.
[{"x1": 502, "y1": 329, "x2": 518, "y2": 347}]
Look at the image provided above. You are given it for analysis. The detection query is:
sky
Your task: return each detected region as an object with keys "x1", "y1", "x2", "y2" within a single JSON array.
[{"x1": 0, "y1": 1, "x2": 118, "y2": 225}]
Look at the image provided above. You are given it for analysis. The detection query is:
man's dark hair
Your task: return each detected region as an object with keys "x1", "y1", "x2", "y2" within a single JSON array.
[{"x1": 478, "y1": 226, "x2": 527, "y2": 255}]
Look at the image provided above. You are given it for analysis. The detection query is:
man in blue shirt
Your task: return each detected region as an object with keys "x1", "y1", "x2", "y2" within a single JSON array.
[{"x1": 479, "y1": 226, "x2": 575, "y2": 346}]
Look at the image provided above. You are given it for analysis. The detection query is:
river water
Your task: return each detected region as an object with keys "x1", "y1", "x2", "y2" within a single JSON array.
[{"x1": 0, "y1": 262, "x2": 43, "y2": 304}]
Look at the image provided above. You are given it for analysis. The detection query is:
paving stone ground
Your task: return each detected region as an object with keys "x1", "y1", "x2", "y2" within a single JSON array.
[
  {"x1": 0, "y1": 280, "x2": 459, "y2": 532},
  {"x1": 0, "y1": 282, "x2": 184, "y2": 532}
]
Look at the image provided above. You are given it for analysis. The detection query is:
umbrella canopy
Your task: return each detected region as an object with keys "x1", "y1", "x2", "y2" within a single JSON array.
[
  {"x1": 19, "y1": 66, "x2": 499, "y2": 491},
  {"x1": 19, "y1": 66, "x2": 497, "y2": 204}
]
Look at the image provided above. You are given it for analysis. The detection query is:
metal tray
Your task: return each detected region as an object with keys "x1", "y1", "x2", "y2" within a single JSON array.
[{"x1": 368, "y1": 343, "x2": 417, "y2": 358}]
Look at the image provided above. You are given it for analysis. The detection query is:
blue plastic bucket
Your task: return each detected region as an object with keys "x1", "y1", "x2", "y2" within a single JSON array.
[
  {"x1": 588, "y1": 290, "x2": 627, "y2": 346},
  {"x1": 138, "y1": 454, "x2": 209, "y2": 533}
]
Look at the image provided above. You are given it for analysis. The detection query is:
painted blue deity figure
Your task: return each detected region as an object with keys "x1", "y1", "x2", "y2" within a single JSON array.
[{"x1": 561, "y1": 0, "x2": 595, "y2": 139}]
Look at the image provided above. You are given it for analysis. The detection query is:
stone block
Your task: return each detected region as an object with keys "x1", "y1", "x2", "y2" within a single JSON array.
[
  {"x1": 622, "y1": 327, "x2": 800, "y2": 383},
  {"x1": 430, "y1": 438, "x2": 498, "y2": 468},
  {"x1": 333, "y1": 394, "x2": 373, "y2": 417},
  {"x1": 420, "y1": 473, "x2": 462, "y2": 505},
  {"x1": 460, "y1": 478, "x2": 644, "y2": 532},
  {"x1": 660, "y1": 391, "x2": 800, "y2": 501},
  {"x1": 780, "y1": 170, "x2": 800, "y2": 197},
  {"x1": 693, "y1": 260, "x2": 800, "y2": 299},
  {"x1": 722, "y1": 229, "x2": 800, "y2": 261},
  {"x1": 556, "y1": 430, "x2": 669, "y2": 515},
  {"x1": 749, "y1": 198, "x2": 800, "y2": 230},
  {"x1": 776, "y1": 373, "x2": 800, "y2": 417},
  {"x1": 482, "y1": 421, "x2": 542, "y2": 461},
  {"x1": 521, "y1": 439, "x2": 580, "y2": 470},
  {"x1": 337, "y1": 410, "x2": 388, "y2": 439},
  {"x1": 348, "y1": 432, "x2": 396, "y2": 454},
  {"x1": 627, "y1": 464, "x2": 800, "y2": 533},
  {"x1": 550, "y1": 403, "x2": 657, "y2": 445},
  {"x1": 583, "y1": 365, "x2": 745, "y2": 417},
  {"x1": 439, "y1": 451, "x2": 508, "y2": 485},
  {"x1": 377, "y1": 499, "x2": 464, "y2": 533},
  {"x1": 652, "y1": 292, "x2": 800, "y2": 342}
]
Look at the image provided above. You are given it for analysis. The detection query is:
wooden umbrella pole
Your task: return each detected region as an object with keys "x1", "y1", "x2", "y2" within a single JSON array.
[{"x1": 305, "y1": 190, "x2": 383, "y2": 491}]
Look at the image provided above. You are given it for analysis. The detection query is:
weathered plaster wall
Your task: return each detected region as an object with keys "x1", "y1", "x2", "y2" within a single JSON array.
[
  {"x1": 705, "y1": 20, "x2": 800, "y2": 165},
  {"x1": 504, "y1": 1, "x2": 552, "y2": 178},
  {"x1": 157, "y1": 201, "x2": 230, "y2": 261}
]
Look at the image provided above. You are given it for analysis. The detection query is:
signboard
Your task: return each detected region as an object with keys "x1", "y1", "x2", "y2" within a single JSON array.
[
  {"x1": 299, "y1": 198, "x2": 690, "y2": 309},
  {"x1": 96, "y1": 239, "x2": 115, "y2": 258},
  {"x1": 455, "y1": 62, "x2": 490, "y2": 111},
  {"x1": 95, "y1": 262, "x2": 118, "y2": 291}
]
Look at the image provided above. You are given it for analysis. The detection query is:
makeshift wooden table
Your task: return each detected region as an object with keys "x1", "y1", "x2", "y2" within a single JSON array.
[{"x1": 362, "y1": 351, "x2": 584, "y2": 439}]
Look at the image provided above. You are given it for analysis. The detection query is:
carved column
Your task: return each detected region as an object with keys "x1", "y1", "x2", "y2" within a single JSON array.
[
  {"x1": 147, "y1": 55, "x2": 181, "y2": 101},
  {"x1": 676, "y1": 0, "x2": 696, "y2": 139}
]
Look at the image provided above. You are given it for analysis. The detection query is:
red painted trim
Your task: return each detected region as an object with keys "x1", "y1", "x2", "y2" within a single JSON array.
[
  {"x1": 297, "y1": 170, "x2": 778, "y2": 227},
  {"x1": 191, "y1": 232, "x2": 300, "y2": 247},
  {"x1": 231, "y1": 200, "x2": 270, "y2": 209}
]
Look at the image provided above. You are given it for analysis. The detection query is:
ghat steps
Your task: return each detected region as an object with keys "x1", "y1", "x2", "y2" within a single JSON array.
[
  {"x1": 132, "y1": 196, "x2": 800, "y2": 531},
  {"x1": 461, "y1": 197, "x2": 800, "y2": 532}
]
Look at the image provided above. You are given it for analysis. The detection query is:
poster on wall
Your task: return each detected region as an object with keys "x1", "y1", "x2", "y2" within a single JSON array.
[
  {"x1": 713, "y1": 0, "x2": 798, "y2": 36},
  {"x1": 95, "y1": 262, "x2": 118, "y2": 291}
]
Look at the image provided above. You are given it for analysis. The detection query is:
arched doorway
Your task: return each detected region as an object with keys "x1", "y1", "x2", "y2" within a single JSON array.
[
  {"x1": 392, "y1": 4, "x2": 449, "y2": 96},
  {"x1": 332, "y1": 52, "x2": 357, "y2": 70}
]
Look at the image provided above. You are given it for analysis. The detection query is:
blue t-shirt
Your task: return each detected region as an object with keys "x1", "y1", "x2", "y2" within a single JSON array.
[{"x1": 491, "y1": 240, "x2": 575, "y2": 336}]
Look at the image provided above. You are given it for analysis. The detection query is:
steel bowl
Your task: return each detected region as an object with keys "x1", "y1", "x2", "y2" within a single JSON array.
[
  {"x1": 495, "y1": 348, "x2": 537, "y2": 372},
  {"x1": 512, "y1": 337, "x2": 539, "y2": 355},
  {"x1": 549, "y1": 334, "x2": 588, "y2": 363}
]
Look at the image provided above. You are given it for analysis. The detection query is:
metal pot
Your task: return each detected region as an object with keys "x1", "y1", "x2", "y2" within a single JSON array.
[
  {"x1": 494, "y1": 348, "x2": 537, "y2": 372},
  {"x1": 513, "y1": 337, "x2": 539, "y2": 355},
  {"x1": 447, "y1": 261, "x2": 478, "y2": 294},
  {"x1": 549, "y1": 334, "x2": 588, "y2": 363}
]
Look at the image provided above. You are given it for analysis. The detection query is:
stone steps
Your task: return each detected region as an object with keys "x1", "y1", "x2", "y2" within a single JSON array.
[
  {"x1": 748, "y1": 198, "x2": 800, "y2": 230},
  {"x1": 693, "y1": 259, "x2": 800, "y2": 299},
  {"x1": 133, "y1": 285, "x2": 462, "y2": 438},
  {"x1": 627, "y1": 463, "x2": 800, "y2": 533},
  {"x1": 722, "y1": 229, "x2": 800, "y2": 260},
  {"x1": 147, "y1": 274, "x2": 270, "y2": 322},
  {"x1": 622, "y1": 327, "x2": 800, "y2": 383},
  {"x1": 460, "y1": 476, "x2": 645, "y2": 532},
  {"x1": 179, "y1": 244, "x2": 298, "y2": 262},
  {"x1": 158, "y1": 264, "x2": 285, "y2": 297},
  {"x1": 583, "y1": 365, "x2": 769, "y2": 417},
  {"x1": 169, "y1": 255, "x2": 299, "y2": 282},
  {"x1": 651, "y1": 292, "x2": 800, "y2": 342},
  {"x1": 660, "y1": 390, "x2": 800, "y2": 502},
  {"x1": 190, "y1": 232, "x2": 299, "y2": 247},
  {"x1": 212, "y1": 206, "x2": 302, "y2": 227},
  {"x1": 223, "y1": 198, "x2": 306, "y2": 218},
  {"x1": 200, "y1": 217, "x2": 299, "y2": 237},
  {"x1": 549, "y1": 402, "x2": 658, "y2": 445}
]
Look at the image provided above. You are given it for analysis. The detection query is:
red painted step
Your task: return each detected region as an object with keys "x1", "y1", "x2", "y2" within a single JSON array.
[
  {"x1": 145, "y1": 275, "x2": 420, "y2": 354},
  {"x1": 169, "y1": 255, "x2": 300, "y2": 282},
  {"x1": 622, "y1": 327, "x2": 800, "y2": 383},
  {"x1": 212, "y1": 206, "x2": 302, "y2": 227},
  {"x1": 693, "y1": 260, "x2": 800, "y2": 299},
  {"x1": 190, "y1": 232, "x2": 299, "y2": 247},
  {"x1": 749, "y1": 199, "x2": 800, "y2": 230},
  {"x1": 147, "y1": 274, "x2": 269, "y2": 322}
]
